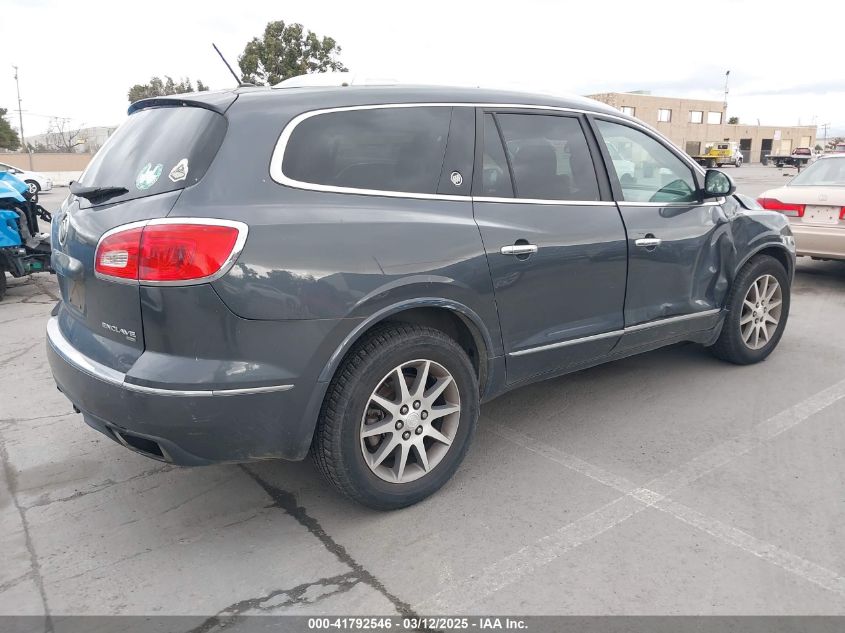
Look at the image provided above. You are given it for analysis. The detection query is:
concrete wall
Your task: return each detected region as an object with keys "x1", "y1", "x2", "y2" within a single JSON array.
[
  {"x1": 587, "y1": 92, "x2": 816, "y2": 163},
  {"x1": 0, "y1": 153, "x2": 92, "y2": 186},
  {"x1": 1, "y1": 153, "x2": 93, "y2": 172}
]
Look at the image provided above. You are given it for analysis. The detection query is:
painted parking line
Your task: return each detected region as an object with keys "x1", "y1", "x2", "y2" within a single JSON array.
[
  {"x1": 645, "y1": 376, "x2": 845, "y2": 498},
  {"x1": 417, "y1": 376, "x2": 845, "y2": 613},
  {"x1": 655, "y1": 498, "x2": 845, "y2": 597},
  {"x1": 416, "y1": 494, "x2": 648, "y2": 614}
]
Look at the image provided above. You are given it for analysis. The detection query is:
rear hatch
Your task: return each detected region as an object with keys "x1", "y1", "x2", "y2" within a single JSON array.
[{"x1": 53, "y1": 104, "x2": 228, "y2": 372}]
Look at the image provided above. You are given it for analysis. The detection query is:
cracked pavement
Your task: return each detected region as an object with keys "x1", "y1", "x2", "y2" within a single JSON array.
[{"x1": 2, "y1": 178, "x2": 845, "y2": 624}]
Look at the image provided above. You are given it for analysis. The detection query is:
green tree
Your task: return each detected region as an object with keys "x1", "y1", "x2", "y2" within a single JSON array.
[
  {"x1": 238, "y1": 20, "x2": 347, "y2": 86},
  {"x1": 127, "y1": 76, "x2": 209, "y2": 103},
  {"x1": 727, "y1": 116, "x2": 739, "y2": 124},
  {"x1": 0, "y1": 108, "x2": 21, "y2": 151}
]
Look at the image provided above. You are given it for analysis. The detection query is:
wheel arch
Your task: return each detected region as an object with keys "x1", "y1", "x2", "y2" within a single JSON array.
[
  {"x1": 289, "y1": 299, "x2": 499, "y2": 461},
  {"x1": 317, "y1": 298, "x2": 496, "y2": 396},
  {"x1": 734, "y1": 243, "x2": 794, "y2": 282}
]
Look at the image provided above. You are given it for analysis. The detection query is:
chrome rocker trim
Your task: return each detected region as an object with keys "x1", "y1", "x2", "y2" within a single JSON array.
[{"x1": 509, "y1": 309, "x2": 722, "y2": 357}]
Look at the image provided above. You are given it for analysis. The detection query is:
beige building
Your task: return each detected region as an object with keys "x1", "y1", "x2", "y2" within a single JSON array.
[{"x1": 587, "y1": 92, "x2": 816, "y2": 163}]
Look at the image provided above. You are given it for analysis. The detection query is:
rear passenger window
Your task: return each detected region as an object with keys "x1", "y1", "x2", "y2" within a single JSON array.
[
  {"x1": 282, "y1": 107, "x2": 451, "y2": 195},
  {"x1": 495, "y1": 113, "x2": 600, "y2": 201}
]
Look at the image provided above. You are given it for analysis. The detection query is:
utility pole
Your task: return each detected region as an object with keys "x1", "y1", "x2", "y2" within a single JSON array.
[
  {"x1": 819, "y1": 122, "x2": 830, "y2": 149},
  {"x1": 12, "y1": 65, "x2": 33, "y2": 170},
  {"x1": 723, "y1": 70, "x2": 730, "y2": 117}
]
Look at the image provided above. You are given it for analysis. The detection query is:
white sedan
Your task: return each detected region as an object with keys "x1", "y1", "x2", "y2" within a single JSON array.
[
  {"x1": 757, "y1": 154, "x2": 845, "y2": 261},
  {"x1": 0, "y1": 161, "x2": 53, "y2": 195}
]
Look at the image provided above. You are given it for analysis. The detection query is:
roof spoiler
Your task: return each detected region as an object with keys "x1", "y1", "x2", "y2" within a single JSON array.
[{"x1": 128, "y1": 90, "x2": 239, "y2": 116}]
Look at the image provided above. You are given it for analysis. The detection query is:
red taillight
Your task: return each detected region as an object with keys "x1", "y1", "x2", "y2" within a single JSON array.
[
  {"x1": 139, "y1": 224, "x2": 240, "y2": 282},
  {"x1": 96, "y1": 226, "x2": 143, "y2": 280},
  {"x1": 840, "y1": 207, "x2": 845, "y2": 220},
  {"x1": 756, "y1": 197, "x2": 805, "y2": 217},
  {"x1": 95, "y1": 220, "x2": 244, "y2": 283}
]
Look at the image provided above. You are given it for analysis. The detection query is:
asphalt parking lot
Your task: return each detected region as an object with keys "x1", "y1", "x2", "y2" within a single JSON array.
[{"x1": 2, "y1": 166, "x2": 845, "y2": 623}]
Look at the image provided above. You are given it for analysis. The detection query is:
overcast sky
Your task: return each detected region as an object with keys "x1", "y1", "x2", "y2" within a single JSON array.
[{"x1": 2, "y1": 0, "x2": 843, "y2": 140}]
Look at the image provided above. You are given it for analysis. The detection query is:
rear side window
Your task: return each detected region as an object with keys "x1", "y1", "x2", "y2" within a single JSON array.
[
  {"x1": 78, "y1": 106, "x2": 226, "y2": 207},
  {"x1": 495, "y1": 113, "x2": 600, "y2": 201},
  {"x1": 282, "y1": 107, "x2": 452, "y2": 195}
]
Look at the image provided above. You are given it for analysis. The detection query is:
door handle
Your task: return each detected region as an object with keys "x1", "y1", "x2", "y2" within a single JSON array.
[
  {"x1": 634, "y1": 237, "x2": 662, "y2": 248},
  {"x1": 500, "y1": 244, "x2": 538, "y2": 256}
]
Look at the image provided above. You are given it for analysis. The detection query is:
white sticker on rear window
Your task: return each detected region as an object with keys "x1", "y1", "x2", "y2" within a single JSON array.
[
  {"x1": 135, "y1": 163, "x2": 163, "y2": 190},
  {"x1": 168, "y1": 158, "x2": 189, "y2": 183}
]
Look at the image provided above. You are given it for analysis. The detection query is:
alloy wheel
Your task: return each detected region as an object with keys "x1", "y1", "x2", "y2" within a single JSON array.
[
  {"x1": 740, "y1": 274, "x2": 783, "y2": 350},
  {"x1": 360, "y1": 359, "x2": 461, "y2": 483}
]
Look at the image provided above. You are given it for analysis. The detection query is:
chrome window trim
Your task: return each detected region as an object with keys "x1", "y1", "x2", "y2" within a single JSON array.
[
  {"x1": 508, "y1": 309, "x2": 721, "y2": 357},
  {"x1": 47, "y1": 318, "x2": 293, "y2": 397},
  {"x1": 268, "y1": 102, "x2": 709, "y2": 204},
  {"x1": 473, "y1": 197, "x2": 617, "y2": 206},
  {"x1": 94, "y1": 217, "x2": 249, "y2": 287},
  {"x1": 618, "y1": 198, "x2": 725, "y2": 208}
]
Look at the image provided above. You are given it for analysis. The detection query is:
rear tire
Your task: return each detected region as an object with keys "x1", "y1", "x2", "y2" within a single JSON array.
[
  {"x1": 710, "y1": 255, "x2": 790, "y2": 365},
  {"x1": 0, "y1": 271, "x2": 6, "y2": 301},
  {"x1": 312, "y1": 324, "x2": 479, "y2": 510}
]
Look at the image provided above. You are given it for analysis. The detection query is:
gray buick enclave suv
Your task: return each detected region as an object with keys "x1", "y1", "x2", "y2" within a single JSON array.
[{"x1": 47, "y1": 84, "x2": 795, "y2": 509}]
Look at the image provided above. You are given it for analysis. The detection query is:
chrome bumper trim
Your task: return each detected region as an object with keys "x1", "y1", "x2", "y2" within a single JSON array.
[{"x1": 47, "y1": 317, "x2": 293, "y2": 397}]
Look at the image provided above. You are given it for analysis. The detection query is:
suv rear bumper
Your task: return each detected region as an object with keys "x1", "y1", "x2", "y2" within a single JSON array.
[{"x1": 46, "y1": 317, "x2": 303, "y2": 465}]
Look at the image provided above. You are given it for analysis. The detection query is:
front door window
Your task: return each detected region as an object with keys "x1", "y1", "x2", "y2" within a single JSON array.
[{"x1": 595, "y1": 120, "x2": 698, "y2": 203}]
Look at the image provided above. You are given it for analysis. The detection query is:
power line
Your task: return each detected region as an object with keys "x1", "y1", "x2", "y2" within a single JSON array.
[{"x1": 819, "y1": 122, "x2": 830, "y2": 147}]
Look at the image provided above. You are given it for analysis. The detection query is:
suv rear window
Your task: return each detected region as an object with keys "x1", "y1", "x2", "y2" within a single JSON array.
[
  {"x1": 77, "y1": 106, "x2": 226, "y2": 207},
  {"x1": 281, "y1": 107, "x2": 452, "y2": 195}
]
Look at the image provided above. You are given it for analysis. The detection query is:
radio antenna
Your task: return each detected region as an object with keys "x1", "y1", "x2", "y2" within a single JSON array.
[{"x1": 213, "y1": 43, "x2": 245, "y2": 86}]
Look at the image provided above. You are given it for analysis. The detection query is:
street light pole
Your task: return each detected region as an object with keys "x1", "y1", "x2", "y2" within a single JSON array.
[
  {"x1": 12, "y1": 65, "x2": 33, "y2": 170},
  {"x1": 723, "y1": 70, "x2": 730, "y2": 117}
]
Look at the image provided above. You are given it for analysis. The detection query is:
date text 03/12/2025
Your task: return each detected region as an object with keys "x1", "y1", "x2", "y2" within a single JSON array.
[{"x1": 307, "y1": 617, "x2": 528, "y2": 630}]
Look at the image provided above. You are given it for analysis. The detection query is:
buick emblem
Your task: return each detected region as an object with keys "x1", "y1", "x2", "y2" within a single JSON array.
[
  {"x1": 450, "y1": 171, "x2": 463, "y2": 187},
  {"x1": 58, "y1": 214, "x2": 70, "y2": 246}
]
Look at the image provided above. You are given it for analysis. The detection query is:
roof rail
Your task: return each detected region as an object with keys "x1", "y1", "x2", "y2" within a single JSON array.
[{"x1": 273, "y1": 72, "x2": 398, "y2": 89}]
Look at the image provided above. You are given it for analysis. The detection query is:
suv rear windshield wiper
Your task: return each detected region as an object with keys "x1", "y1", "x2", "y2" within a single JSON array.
[{"x1": 69, "y1": 181, "x2": 129, "y2": 202}]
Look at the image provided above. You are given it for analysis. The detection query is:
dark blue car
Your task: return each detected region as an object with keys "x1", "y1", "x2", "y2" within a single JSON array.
[{"x1": 47, "y1": 84, "x2": 795, "y2": 509}]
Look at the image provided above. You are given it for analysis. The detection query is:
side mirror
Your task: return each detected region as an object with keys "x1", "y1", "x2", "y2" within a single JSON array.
[{"x1": 703, "y1": 168, "x2": 736, "y2": 198}]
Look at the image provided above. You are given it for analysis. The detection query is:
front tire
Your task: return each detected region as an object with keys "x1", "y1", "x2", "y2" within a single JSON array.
[
  {"x1": 710, "y1": 255, "x2": 790, "y2": 365},
  {"x1": 312, "y1": 324, "x2": 479, "y2": 510},
  {"x1": 25, "y1": 180, "x2": 40, "y2": 202}
]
